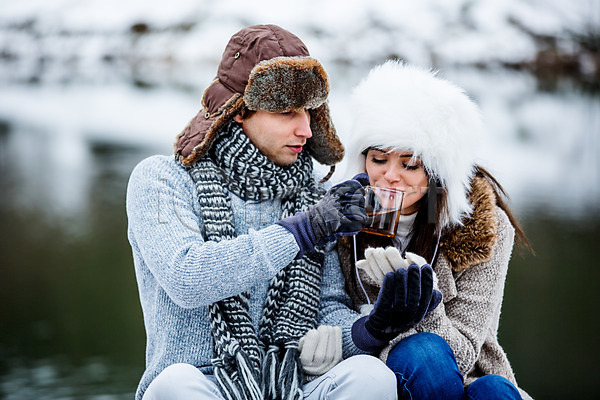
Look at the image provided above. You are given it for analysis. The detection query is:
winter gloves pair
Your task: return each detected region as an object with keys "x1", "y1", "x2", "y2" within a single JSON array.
[
  {"x1": 352, "y1": 247, "x2": 443, "y2": 352},
  {"x1": 277, "y1": 179, "x2": 367, "y2": 258}
]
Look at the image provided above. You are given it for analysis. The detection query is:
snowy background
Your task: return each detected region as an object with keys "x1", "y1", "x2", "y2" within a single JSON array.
[
  {"x1": 1, "y1": 0, "x2": 599, "y2": 221},
  {"x1": 1, "y1": 0, "x2": 599, "y2": 399}
]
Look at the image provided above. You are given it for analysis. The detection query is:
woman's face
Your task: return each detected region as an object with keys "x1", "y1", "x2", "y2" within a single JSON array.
[{"x1": 365, "y1": 148, "x2": 429, "y2": 214}]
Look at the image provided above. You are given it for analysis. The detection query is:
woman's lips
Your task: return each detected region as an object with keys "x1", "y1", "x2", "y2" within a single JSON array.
[
  {"x1": 385, "y1": 186, "x2": 405, "y2": 192},
  {"x1": 287, "y1": 145, "x2": 304, "y2": 154}
]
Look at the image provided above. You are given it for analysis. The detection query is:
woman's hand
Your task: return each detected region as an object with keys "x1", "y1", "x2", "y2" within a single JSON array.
[
  {"x1": 351, "y1": 265, "x2": 442, "y2": 352},
  {"x1": 357, "y1": 247, "x2": 428, "y2": 286}
]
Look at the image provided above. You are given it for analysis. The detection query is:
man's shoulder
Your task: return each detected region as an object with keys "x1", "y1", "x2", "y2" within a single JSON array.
[
  {"x1": 127, "y1": 154, "x2": 193, "y2": 195},
  {"x1": 131, "y1": 154, "x2": 184, "y2": 178}
]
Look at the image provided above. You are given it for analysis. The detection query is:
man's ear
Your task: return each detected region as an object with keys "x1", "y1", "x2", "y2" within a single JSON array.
[{"x1": 233, "y1": 114, "x2": 244, "y2": 123}]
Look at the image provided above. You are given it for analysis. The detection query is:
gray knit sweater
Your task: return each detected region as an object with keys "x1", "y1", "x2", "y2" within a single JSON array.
[{"x1": 126, "y1": 155, "x2": 363, "y2": 400}]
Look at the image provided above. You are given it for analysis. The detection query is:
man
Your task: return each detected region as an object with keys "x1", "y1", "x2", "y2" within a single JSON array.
[{"x1": 126, "y1": 24, "x2": 397, "y2": 400}]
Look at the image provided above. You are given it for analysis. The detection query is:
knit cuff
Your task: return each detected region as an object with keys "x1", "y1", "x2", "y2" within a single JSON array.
[{"x1": 351, "y1": 316, "x2": 390, "y2": 353}]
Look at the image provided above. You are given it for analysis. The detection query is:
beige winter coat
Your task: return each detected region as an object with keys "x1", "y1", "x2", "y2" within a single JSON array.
[{"x1": 337, "y1": 177, "x2": 532, "y2": 399}]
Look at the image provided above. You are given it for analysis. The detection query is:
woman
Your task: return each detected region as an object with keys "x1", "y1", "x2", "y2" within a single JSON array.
[{"x1": 337, "y1": 61, "x2": 533, "y2": 399}]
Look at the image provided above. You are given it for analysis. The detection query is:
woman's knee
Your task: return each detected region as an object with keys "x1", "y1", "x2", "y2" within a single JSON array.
[
  {"x1": 388, "y1": 332, "x2": 456, "y2": 369},
  {"x1": 467, "y1": 375, "x2": 522, "y2": 400},
  {"x1": 387, "y1": 333, "x2": 464, "y2": 399}
]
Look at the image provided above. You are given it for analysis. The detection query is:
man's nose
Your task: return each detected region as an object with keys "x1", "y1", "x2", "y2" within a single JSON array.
[{"x1": 294, "y1": 110, "x2": 312, "y2": 138}]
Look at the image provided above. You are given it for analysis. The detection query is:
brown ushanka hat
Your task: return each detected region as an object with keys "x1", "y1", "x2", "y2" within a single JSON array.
[{"x1": 174, "y1": 24, "x2": 344, "y2": 167}]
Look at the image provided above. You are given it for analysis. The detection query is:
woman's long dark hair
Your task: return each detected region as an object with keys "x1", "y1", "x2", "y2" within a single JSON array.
[
  {"x1": 405, "y1": 165, "x2": 533, "y2": 263},
  {"x1": 404, "y1": 175, "x2": 446, "y2": 263}
]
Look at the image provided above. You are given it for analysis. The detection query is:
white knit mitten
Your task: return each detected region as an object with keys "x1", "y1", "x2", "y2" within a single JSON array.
[
  {"x1": 298, "y1": 325, "x2": 342, "y2": 376},
  {"x1": 356, "y1": 247, "x2": 428, "y2": 286}
]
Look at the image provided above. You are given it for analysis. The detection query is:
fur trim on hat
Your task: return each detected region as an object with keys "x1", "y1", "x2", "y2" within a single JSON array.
[
  {"x1": 244, "y1": 55, "x2": 344, "y2": 166},
  {"x1": 344, "y1": 61, "x2": 486, "y2": 228},
  {"x1": 245, "y1": 56, "x2": 329, "y2": 112}
]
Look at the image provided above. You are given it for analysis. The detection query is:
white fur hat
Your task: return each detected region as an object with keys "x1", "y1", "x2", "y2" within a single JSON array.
[{"x1": 344, "y1": 60, "x2": 486, "y2": 228}]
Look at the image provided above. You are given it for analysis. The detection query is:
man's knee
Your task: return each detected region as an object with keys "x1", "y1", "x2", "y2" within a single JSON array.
[
  {"x1": 154, "y1": 363, "x2": 200, "y2": 386},
  {"x1": 342, "y1": 355, "x2": 397, "y2": 397},
  {"x1": 144, "y1": 363, "x2": 222, "y2": 400}
]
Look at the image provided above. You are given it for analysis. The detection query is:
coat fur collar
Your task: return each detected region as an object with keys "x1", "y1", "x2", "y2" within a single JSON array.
[{"x1": 439, "y1": 175, "x2": 498, "y2": 272}]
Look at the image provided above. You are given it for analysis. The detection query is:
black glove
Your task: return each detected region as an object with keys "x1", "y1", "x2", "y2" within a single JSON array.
[
  {"x1": 366, "y1": 264, "x2": 437, "y2": 340},
  {"x1": 307, "y1": 179, "x2": 367, "y2": 246},
  {"x1": 351, "y1": 264, "x2": 441, "y2": 352},
  {"x1": 352, "y1": 172, "x2": 370, "y2": 187}
]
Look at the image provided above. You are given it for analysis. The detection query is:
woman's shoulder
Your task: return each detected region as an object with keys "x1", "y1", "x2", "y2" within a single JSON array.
[
  {"x1": 440, "y1": 174, "x2": 518, "y2": 272},
  {"x1": 494, "y1": 207, "x2": 515, "y2": 251}
]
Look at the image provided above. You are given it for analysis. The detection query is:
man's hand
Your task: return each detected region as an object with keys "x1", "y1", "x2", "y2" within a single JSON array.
[
  {"x1": 298, "y1": 325, "x2": 343, "y2": 376},
  {"x1": 307, "y1": 180, "x2": 367, "y2": 246},
  {"x1": 276, "y1": 179, "x2": 367, "y2": 259}
]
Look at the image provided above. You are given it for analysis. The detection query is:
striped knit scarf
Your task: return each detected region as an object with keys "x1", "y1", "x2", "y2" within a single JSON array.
[{"x1": 188, "y1": 122, "x2": 325, "y2": 400}]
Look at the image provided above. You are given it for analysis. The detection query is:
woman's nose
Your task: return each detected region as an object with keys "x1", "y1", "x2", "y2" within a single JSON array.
[{"x1": 383, "y1": 164, "x2": 403, "y2": 183}]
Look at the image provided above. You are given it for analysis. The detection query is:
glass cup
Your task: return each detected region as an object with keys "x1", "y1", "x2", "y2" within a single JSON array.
[{"x1": 361, "y1": 186, "x2": 404, "y2": 237}]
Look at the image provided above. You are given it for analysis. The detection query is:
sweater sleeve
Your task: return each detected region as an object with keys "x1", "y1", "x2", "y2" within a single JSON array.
[
  {"x1": 126, "y1": 155, "x2": 299, "y2": 308},
  {"x1": 316, "y1": 243, "x2": 368, "y2": 358},
  {"x1": 384, "y1": 209, "x2": 516, "y2": 376}
]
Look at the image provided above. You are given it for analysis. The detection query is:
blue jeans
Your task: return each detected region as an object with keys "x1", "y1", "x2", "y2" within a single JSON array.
[{"x1": 386, "y1": 332, "x2": 522, "y2": 400}]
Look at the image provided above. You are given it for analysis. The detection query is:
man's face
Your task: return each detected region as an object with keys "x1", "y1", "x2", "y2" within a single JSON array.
[{"x1": 233, "y1": 109, "x2": 312, "y2": 166}]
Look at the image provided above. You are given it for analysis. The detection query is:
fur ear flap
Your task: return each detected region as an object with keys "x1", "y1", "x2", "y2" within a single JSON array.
[
  {"x1": 306, "y1": 102, "x2": 344, "y2": 166},
  {"x1": 176, "y1": 95, "x2": 245, "y2": 166}
]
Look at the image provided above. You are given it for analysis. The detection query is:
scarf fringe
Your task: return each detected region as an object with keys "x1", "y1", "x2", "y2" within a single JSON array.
[
  {"x1": 262, "y1": 346, "x2": 280, "y2": 400},
  {"x1": 261, "y1": 345, "x2": 303, "y2": 400},
  {"x1": 279, "y1": 347, "x2": 303, "y2": 400},
  {"x1": 214, "y1": 365, "x2": 243, "y2": 400},
  {"x1": 213, "y1": 347, "x2": 263, "y2": 400},
  {"x1": 236, "y1": 350, "x2": 262, "y2": 400}
]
